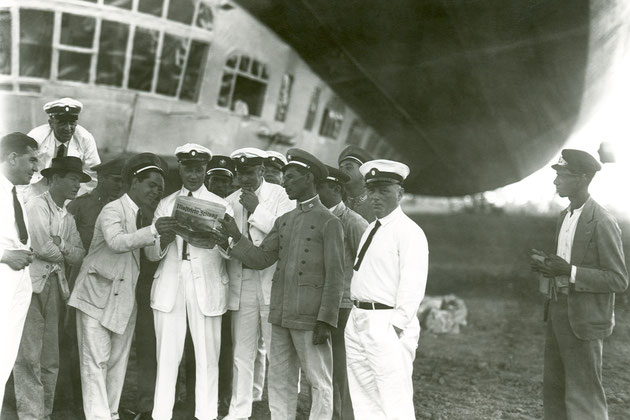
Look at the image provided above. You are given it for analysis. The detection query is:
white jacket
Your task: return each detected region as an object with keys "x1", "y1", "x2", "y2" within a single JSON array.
[
  {"x1": 146, "y1": 186, "x2": 233, "y2": 316},
  {"x1": 225, "y1": 180, "x2": 294, "y2": 310}
]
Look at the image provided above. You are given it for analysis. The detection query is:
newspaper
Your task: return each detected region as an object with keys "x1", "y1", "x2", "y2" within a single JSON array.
[{"x1": 171, "y1": 196, "x2": 226, "y2": 249}]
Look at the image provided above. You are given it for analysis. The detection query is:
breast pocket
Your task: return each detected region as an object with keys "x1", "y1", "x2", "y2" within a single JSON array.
[{"x1": 297, "y1": 274, "x2": 323, "y2": 316}]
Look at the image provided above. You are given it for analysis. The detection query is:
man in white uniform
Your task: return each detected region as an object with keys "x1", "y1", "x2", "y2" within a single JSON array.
[
  {"x1": 0, "y1": 133, "x2": 38, "y2": 409},
  {"x1": 146, "y1": 144, "x2": 233, "y2": 420},
  {"x1": 223, "y1": 148, "x2": 294, "y2": 420},
  {"x1": 26, "y1": 97, "x2": 100, "y2": 201},
  {"x1": 345, "y1": 159, "x2": 429, "y2": 420}
]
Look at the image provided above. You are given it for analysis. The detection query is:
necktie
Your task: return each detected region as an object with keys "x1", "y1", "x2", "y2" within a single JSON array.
[
  {"x1": 12, "y1": 186, "x2": 28, "y2": 245},
  {"x1": 56, "y1": 143, "x2": 66, "y2": 158},
  {"x1": 353, "y1": 220, "x2": 381, "y2": 271},
  {"x1": 136, "y1": 209, "x2": 143, "y2": 229},
  {"x1": 182, "y1": 191, "x2": 192, "y2": 259}
]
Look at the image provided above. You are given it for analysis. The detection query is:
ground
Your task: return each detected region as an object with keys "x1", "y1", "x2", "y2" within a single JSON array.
[{"x1": 2, "y1": 212, "x2": 629, "y2": 419}]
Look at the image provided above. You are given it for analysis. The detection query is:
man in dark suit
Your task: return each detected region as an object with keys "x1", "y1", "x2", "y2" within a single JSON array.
[{"x1": 531, "y1": 149, "x2": 628, "y2": 420}]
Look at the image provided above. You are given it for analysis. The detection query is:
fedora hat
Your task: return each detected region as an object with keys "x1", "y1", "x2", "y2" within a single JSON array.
[{"x1": 41, "y1": 156, "x2": 92, "y2": 183}]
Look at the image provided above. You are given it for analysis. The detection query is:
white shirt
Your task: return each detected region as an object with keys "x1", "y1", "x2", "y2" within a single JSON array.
[
  {"x1": 351, "y1": 206, "x2": 429, "y2": 329},
  {"x1": 557, "y1": 198, "x2": 589, "y2": 283},
  {"x1": 27, "y1": 124, "x2": 101, "y2": 196},
  {"x1": 0, "y1": 172, "x2": 30, "y2": 262}
]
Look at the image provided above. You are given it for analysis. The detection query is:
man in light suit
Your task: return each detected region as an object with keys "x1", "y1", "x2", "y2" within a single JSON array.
[
  {"x1": 0, "y1": 133, "x2": 38, "y2": 410},
  {"x1": 146, "y1": 144, "x2": 233, "y2": 420},
  {"x1": 531, "y1": 149, "x2": 628, "y2": 420},
  {"x1": 68, "y1": 153, "x2": 168, "y2": 420},
  {"x1": 223, "y1": 148, "x2": 294, "y2": 420}
]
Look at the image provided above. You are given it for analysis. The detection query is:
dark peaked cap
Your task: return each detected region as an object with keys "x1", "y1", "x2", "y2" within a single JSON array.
[
  {"x1": 324, "y1": 165, "x2": 351, "y2": 184},
  {"x1": 122, "y1": 153, "x2": 168, "y2": 182},
  {"x1": 338, "y1": 145, "x2": 374, "y2": 166},
  {"x1": 284, "y1": 148, "x2": 328, "y2": 181},
  {"x1": 207, "y1": 155, "x2": 235, "y2": 177},
  {"x1": 551, "y1": 149, "x2": 602, "y2": 174},
  {"x1": 91, "y1": 156, "x2": 126, "y2": 177}
]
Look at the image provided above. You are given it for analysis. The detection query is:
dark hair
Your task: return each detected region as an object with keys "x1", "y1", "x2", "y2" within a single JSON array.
[{"x1": 0, "y1": 132, "x2": 38, "y2": 162}]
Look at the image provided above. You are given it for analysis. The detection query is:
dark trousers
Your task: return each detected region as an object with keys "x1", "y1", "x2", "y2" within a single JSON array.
[
  {"x1": 218, "y1": 311, "x2": 233, "y2": 415},
  {"x1": 543, "y1": 295, "x2": 608, "y2": 420},
  {"x1": 331, "y1": 307, "x2": 354, "y2": 420}
]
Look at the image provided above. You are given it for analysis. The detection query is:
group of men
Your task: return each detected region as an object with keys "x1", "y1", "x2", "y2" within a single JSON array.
[
  {"x1": 0, "y1": 95, "x2": 627, "y2": 420},
  {"x1": 0, "y1": 97, "x2": 428, "y2": 420}
]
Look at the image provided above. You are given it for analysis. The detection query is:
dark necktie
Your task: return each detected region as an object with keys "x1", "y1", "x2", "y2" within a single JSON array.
[
  {"x1": 182, "y1": 191, "x2": 193, "y2": 259},
  {"x1": 56, "y1": 143, "x2": 66, "y2": 158},
  {"x1": 137, "y1": 209, "x2": 146, "y2": 259},
  {"x1": 12, "y1": 186, "x2": 28, "y2": 245},
  {"x1": 353, "y1": 220, "x2": 381, "y2": 271}
]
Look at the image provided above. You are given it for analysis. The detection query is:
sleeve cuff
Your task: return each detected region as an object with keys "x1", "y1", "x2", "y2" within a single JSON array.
[
  {"x1": 150, "y1": 224, "x2": 158, "y2": 237},
  {"x1": 570, "y1": 265, "x2": 577, "y2": 284}
]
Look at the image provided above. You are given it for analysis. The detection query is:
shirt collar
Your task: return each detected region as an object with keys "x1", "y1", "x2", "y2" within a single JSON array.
[
  {"x1": 181, "y1": 185, "x2": 204, "y2": 197},
  {"x1": 567, "y1": 196, "x2": 591, "y2": 217},
  {"x1": 329, "y1": 200, "x2": 345, "y2": 216},
  {"x1": 0, "y1": 172, "x2": 14, "y2": 193},
  {"x1": 43, "y1": 190, "x2": 67, "y2": 215},
  {"x1": 299, "y1": 195, "x2": 320, "y2": 212},
  {"x1": 54, "y1": 137, "x2": 71, "y2": 148},
  {"x1": 376, "y1": 205, "x2": 403, "y2": 226},
  {"x1": 123, "y1": 193, "x2": 139, "y2": 215}
]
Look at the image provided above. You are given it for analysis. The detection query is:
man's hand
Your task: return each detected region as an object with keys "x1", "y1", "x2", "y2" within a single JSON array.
[
  {"x1": 532, "y1": 254, "x2": 572, "y2": 278},
  {"x1": 155, "y1": 217, "x2": 178, "y2": 236},
  {"x1": 51, "y1": 236, "x2": 62, "y2": 246},
  {"x1": 218, "y1": 214, "x2": 242, "y2": 241},
  {"x1": 1, "y1": 249, "x2": 34, "y2": 271},
  {"x1": 240, "y1": 189, "x2": 259, "y2": 214},
  {"x1": 159, "y1": 231, "x2": 176, "y2": 250},
  {"x1": 312, "y1": 321, "x2": 331, "y2": 345},
  {"x1": 209, "y1": 228, "x2": 230, "y2": 250}
]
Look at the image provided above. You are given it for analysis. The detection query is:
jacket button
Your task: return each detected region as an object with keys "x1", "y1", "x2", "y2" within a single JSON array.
[
  {"x1": 298, "y1": 272, "x2": 302, "y2": 275},
  {"x1": 310, "y1": 225, "x2": 315, "y2": 229},
  {"x1": 120, "y1": 279, "x2": 123, "y2": 282},
  {"x1": 305, "y1": 249, "x2": 309, "y2": 252},
  {"x1": 301, "y1": 261, "x2": 306, "y2": 264},
  {"x1": 45, "y1": 265, "x2": 50, "y2": 268},
  {"x1": 114, "y1": 293, "x2": 118, "y2": 296},
  {"x1": 306, "y1": 238, "x2": 311, "y2": 241}
]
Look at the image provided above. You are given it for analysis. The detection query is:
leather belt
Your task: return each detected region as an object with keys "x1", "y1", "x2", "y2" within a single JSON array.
[{"x1": 353, "y1": 300, "x2": 393, "y2": 310}]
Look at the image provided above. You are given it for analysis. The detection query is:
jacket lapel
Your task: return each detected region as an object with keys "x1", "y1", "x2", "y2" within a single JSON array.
[
  {"x1": 571, "y1": 199, "x2": 596, "y2": 264},
  {"x1": 121, "y1": 198, "x2": 140, "y2": 268}
]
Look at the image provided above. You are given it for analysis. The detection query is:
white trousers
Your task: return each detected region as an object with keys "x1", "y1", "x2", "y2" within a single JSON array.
[
  {"x1": 76, "y1": 308, "x2": 136, "y2": 420},
  {"x1": 152, "y1": 261, "x2": 222, "y2": 420},
  {"x1": 268, "y1": 325, "x2": 333, "y2": 420},
  {"x1": 0, "y1": 269, "x2": 31, "y2": 408},
  {"x1": 345, "y1": 307, "x2": 419, "y2": 420},
  {"x1": 228, "y1": 270, "x2": 272, "y2": 417}
]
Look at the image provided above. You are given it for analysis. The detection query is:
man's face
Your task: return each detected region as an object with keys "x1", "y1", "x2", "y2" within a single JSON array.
[
  {"x1": 49, "y1": 117, "x2": 77, "y2": 143},
  {"x1": 264, "y1": 166, "x2": 283, "y2": 185},
  {"x1": 367, "y1": 182, "x2": 403, "y2": 218},
  {"x1": 10, "y1": 146, "x2": 38, "y2": 185},
  {"x1": 206, "y1": 174, "x2": 233, "y2": 198},
  {"x1": 131, "y1": 171, "x2": 164, "y2": 208},
  {"x1": 236, "y1": 165, "x2": 263, "y2": 191},
  {"x1": 282, "y1": 166, "x2": 309, "y2": 200},
  {"x1": 316, "y1": 181, "x2": 339, "y2": 208},
  {"x1": 553, "y1": 169, "x2": 586, "y2": 198},
  {"x1": 99, "y1": 173, "x2": 123, "y2": 199},
  {"x1": 53, "y1": 172, "x2": 82, "y2": 201},
  {"x1": 339, "y1": 159, "x2": 362, "y2": 184},
  {"x1": 179, "y1": 161, "x2": 207, "y2": 192}
]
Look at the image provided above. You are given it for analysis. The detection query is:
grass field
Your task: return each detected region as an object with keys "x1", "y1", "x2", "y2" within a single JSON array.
[{"x1": 2, "y1": 211, "x2": 629, "y2": 419}]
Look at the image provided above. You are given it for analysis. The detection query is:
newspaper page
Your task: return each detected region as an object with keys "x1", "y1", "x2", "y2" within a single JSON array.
[{"x1": 171, "y1": 196, "x2": 227, "y2": 249}]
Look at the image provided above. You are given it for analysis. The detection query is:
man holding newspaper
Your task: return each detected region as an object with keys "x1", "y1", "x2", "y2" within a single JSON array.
[{"x1": 146, "y1": 143, "x2": 234, "y2": 420}]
